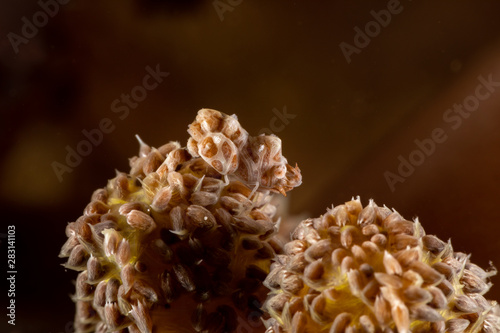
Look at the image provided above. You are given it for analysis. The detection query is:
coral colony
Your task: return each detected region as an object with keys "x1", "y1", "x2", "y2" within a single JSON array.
[{"x1": 61, "y1": 109, "x2": 499, "y2": 333}]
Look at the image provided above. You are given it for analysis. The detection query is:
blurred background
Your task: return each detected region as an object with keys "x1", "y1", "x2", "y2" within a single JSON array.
[{"x1": 1, "y1": 1, "x2": 500, "y2": 332}]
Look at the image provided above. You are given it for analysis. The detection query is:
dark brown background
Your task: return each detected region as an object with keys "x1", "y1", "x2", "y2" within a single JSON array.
[{"x1": 1, "y1": 1, "x2": 500, "y2": 332}]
